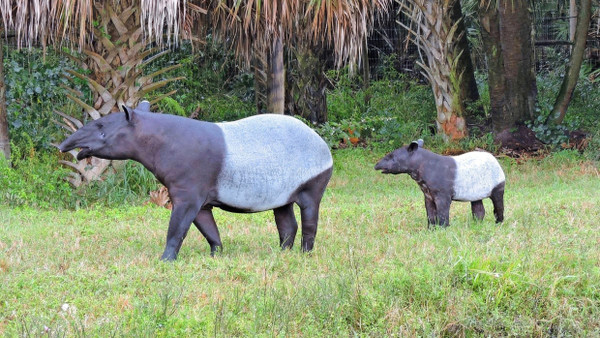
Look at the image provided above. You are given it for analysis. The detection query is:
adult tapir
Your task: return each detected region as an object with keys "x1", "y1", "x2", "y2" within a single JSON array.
[{"x1": 58, "y1": 102, "x2": 333, "y2": 261}]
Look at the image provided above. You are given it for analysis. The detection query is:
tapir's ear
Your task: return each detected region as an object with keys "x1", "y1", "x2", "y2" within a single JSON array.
[
  {"x1": 417, "y1": 139, "x2": 424, "y2": 148},
  {"x1": 122, "y1": 105, "x2": 134, "y2": 122},
  {"x1": 136, "y1": 100, "x2": 151, "y2": 112},
  {"x1": 408, "y1": 141, "x2": 419, "y2": 153}
]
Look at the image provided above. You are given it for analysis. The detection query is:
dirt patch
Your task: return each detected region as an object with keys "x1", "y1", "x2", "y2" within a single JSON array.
[{"x1": 495, "y1": 125, "x2": 546, "y2": 154}]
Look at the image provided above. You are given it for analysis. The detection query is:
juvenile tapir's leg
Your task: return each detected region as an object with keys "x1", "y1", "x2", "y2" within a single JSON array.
[
  {"x1": 471, "y1": 200, "x2": 485, "y2": 221},
  {"x1": 424, "y1": 195, "x2": 437, "y2": 225},
  {"x1": 433, "y1": 195, "x2": 452, "y2": 227},
  {"x1": 490, "y1": 182, "x2": 505, "y2": 223},
  {"x1": 274, "y1": 203, "x2": 298, "y2": 249},
  {"x1": 161, "y1": 194, "x2": 204, "y2": 261},
  {"x1": 193, "y1": 208, "x2": 222, "y2": 256}
]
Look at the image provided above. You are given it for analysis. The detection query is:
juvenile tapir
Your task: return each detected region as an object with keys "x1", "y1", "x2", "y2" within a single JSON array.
[
  {"x1": 374, "y1": 139, "x2": 505, "y2": 227},
  {"x1": 58, "y1": 102, "x2": 333, "y2": 260}
]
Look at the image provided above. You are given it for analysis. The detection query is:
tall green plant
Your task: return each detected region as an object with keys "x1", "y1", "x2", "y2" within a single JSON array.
[{"x1": 3, "y1": 48, "x2": 90, "y2": 153}]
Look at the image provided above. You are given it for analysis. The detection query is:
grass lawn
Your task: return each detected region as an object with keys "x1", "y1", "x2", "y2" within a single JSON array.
[{"x1": 1, "y1": 148, "x2": 599, "y2": 336}]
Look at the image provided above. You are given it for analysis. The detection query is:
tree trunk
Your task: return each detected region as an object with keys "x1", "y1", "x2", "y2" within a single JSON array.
[
  {"x1": 0, "y1": 35, "x2": 10, "y2": 162},
  {"x1": 267, "y1": 33, "x2": 285, "y2": 114},
  {"x1": 400, "y1": 0, "x2": 479, "y2": 141},
  {"x1": 548, "y1": 0, "x2": 592, "y2": 125},
  {"x1": 480, "y1": 0, "x2": 537, "y2": 135},
  {"x1": 293, "y1": 45, "x2": 328, "y2": 124},
  {"x1": 450, "y1": 0, "x2": 480, "y2": 120},
  {"x1": 570, "y1": 0, "x2": 578, "y2": 47}
]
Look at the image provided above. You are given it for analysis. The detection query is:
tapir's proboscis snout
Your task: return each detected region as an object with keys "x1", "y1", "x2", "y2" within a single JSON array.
[{"x1": 58, "y1": 102, "x2": 333, "y2": 261}]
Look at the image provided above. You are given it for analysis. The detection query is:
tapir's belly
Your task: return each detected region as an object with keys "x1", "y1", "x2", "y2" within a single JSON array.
[
  {"x1": 214, "y1": 115, "x2": 332, "y2": 212},
  {"x1": 452, "y1": 152, "x2": 505, "y2": 201}
]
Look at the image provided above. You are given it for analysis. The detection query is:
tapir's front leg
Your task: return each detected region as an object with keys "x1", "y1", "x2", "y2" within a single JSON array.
[
  {"x1": 161, "y1": 194, "x2": 204, "y2": 261},
  {"x1": 424, "y1": 194, "x2": 437, "y2": 225}
]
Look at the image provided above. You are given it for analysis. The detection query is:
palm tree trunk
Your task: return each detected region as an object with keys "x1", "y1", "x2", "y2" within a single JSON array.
[
  {"x1": 450, "y1": 0, "x2": 480, "y2": 118},
  {"x1": 0, "y1": 36, "x2": 10, "y2": 162},
  {"x1": 548, "y1": 0, "x2": 592, "y2": 125},
  {"x1": 400, "y1": 0, "x2": 479, "y2": 141},
  {"x1": 480, "y1": 0, "x2": 537, "y2": 134},
  {"x1": 267, "y1": 33, "x2": 285, "y2": 114}
]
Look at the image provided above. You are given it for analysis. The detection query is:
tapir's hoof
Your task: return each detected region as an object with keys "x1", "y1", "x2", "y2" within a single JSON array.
[
  {"x1": 210, "y1": 245, "x2": 222, "y2": 257},
  {"x1": 160, "y1": 253, "x2": 177, "y2": 261}
]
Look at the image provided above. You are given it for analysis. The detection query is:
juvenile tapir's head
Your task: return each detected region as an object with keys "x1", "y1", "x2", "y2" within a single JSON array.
[
  {"x1": 374, "y1": 139, "x2": 424, "y2": 174},
  {"x1": 58, "y1": 105, "x2": 143, "y2": 161}
]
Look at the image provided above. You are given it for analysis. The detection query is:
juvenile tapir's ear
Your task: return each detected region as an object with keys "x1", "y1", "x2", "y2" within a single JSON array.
[
  {"x1": 122, "y1": 105, "x2": 134, "y2": 122},
  {"x1": 408, "y1": 141, "x2": 419, "y2": 153},
  {"x1": 417, "y1": 139, "x2": 424, "y2": 147}
]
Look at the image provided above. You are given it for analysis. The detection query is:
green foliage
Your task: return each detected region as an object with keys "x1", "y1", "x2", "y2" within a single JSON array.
[
  {"x1": 534, "y1": 62, "x2": 600, "y2": 144},
  {"x1": 526, "y1": 115, "x2": 571, "y2": 147},
  {"x1": 583, "y1": 128, "x2": 600, "y2": 162},
  {"x1": 313, "y1": 115, "x2": 425, "y2": 151},
  {"x1": 146, "y1": 41, "x2": 255, "y2": 121},
  {"x1": 75, "y1": 161, "x2": 159, "y2": 208},
  {"x1": 0, "y1": 146, "x2": 158, "y2": 209},
  {"x1": 3, "y1": 47, "x2": 90, "y2": 152},
  {"x1": 324, "y1": 61, "x2": 436, "y2": 150},
  {"x1": 0, "y1": 137, "x2": 72, "y2": 208}
]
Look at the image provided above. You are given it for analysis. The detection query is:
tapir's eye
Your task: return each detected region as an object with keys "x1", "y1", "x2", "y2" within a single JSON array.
[{"x1": 100, "y1": 132, "x2": 106, "y2": 138}]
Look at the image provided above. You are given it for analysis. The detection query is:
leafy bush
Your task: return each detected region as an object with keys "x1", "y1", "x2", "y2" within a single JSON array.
[
  {"x1": 146, "y1": 40, "x2": 255, "y2": 121},
  {"x1": 3, "y1": 47, "x2": 90, "y2": 152},
  {"x1": 534, "y1": 63, "x2": 600, "y2": 142},
  {"x1": 75, "y1": 161, "x2": 159, "y2": 208},
  {"x1": 583, "y1": 129, "x2": 600, "y2": 162},
  {"x1": 0, "y1": 138, "x2": 73, "y2": 208},
  {"x1": 324, "y1": 63, "x2": 435, "y2": 150}
]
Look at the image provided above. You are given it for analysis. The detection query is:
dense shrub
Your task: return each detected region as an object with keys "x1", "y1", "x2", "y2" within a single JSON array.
[
  {"x1": 0, "y1": 138, "x2": 73, "y2": 208},
  {"x1": 323, "y1": 63, "x2": 436, "y2": 150},
  {"x1": 145, "y1": 41, "x2": 255, "y2": 121},
  {"x1": 3, "y1": 47, "x2": 90, "y2": 152},
  {"x1": 531, "y1": 63, "x2": 600, "y2": 146}
]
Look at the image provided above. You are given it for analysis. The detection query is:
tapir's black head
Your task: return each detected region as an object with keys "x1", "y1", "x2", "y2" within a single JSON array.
[
  {"x1": 374, "y1": 139, "x2": 424, "y2": 174},
  {"x1": 58, "y1": 104, "x2": 143, "y2": 161}
]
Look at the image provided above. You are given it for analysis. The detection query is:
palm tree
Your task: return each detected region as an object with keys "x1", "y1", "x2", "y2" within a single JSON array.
[
  {"x1": 398, "y1": 0, "x2": 480, "y2": 141},
  {"x1": 479, "y1": 0, "x2": 537, "y2": 135},
  {"x1": 201, "y1": 0, "x2": 393, "y2": 117},
  {"x1": 1, "y1": 0, "x2": 194, "y2": 184}
]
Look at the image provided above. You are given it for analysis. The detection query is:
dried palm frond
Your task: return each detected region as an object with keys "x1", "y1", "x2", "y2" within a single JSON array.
[{"x1": 204, "y1": 0, "x2": 393, "y2": 69}]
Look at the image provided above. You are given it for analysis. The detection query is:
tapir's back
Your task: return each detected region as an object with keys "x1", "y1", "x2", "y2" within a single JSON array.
[
  {"x1": 215, "y1": 114, "x2": 333, "y2": 211},
  {"x1": 452, "y1": 151, "x2": 505, "y2": 201}
]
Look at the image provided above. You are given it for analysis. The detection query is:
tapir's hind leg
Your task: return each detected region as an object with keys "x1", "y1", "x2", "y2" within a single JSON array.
[
  {"x1": 193, "y1": 208, "x2": 223, "y2": 256},
  {"x1": 296, "y1": 168, "x2": 332, "y2": 252},
  {"x1": 471, "y1": 200, "x2": 485, "y2": 221},
  {"x1": 274, "y1": 203, "x2": 298, "y2": 249},
  {"x1": 490, "y1": 182, "x2": 505, "y2": 223}
]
